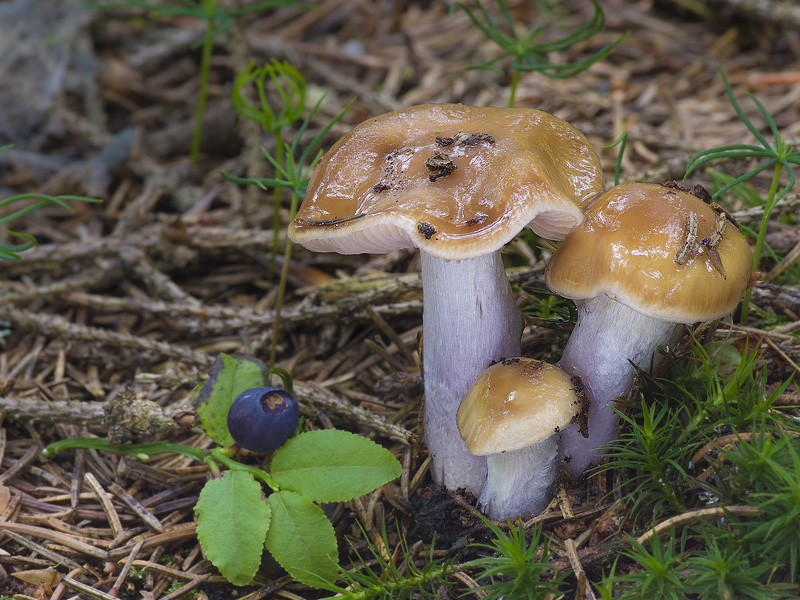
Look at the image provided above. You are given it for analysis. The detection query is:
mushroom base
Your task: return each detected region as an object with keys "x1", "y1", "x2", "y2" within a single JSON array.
[
  {"x1": 421, "y1": 250, "x2": 523, "y2": 495},
  {"x1": 478, "y1": 435, "x2": 559, "y2": 520},
  {"x1": 557, "y1": 294, "x2": 682, "y2": 478}
]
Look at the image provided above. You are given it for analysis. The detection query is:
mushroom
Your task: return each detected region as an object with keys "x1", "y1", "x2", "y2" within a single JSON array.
[
  {"x1": 456, "y1": 357, "x2": 585, "y2": 519},
  {"x1": 545, "y1": 182, "x2": 753, "y2": 478},
  {"x1": 289, "y1": 104, "x2": 605, "y2": 494}
]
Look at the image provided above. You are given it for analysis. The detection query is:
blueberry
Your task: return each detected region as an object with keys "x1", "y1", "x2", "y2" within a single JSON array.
[{"x1": 227, "y1": 387, "x2": 299, "y2": 453}]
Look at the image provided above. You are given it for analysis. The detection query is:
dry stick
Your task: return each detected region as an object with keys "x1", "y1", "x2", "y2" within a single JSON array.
[
  {"x1": 108, "y1": 482, "x2": 164, "y2": 533},
  {"x1": 689, "y1": 432, "x2": 765, "y2": 469},
  {"x1": 732, "y1": 192, "x2": 800, "y2": 222},
  {"x1": 83, "y1": 472, "x2": 123, "y2": 541},
  {"x1": 52, "y1": 567, "x2": 82, "y2": 600},
  {"x1": 1, "y1": 381, "x2": 416, "y2": 446},
  {"x1": 0, "y1": 305, "x2": 214, "y2": 369},
  {"x1": 765, "y1": 235, "x2": 800, "y2": 281},
  {"x1": 1, "y1": 529, "x2": 83, "y2": 571},
  {"x1": 122, "y1": 245, "x2": 201, "y2": 305},
  {"x1": 61, "y1": 575, "x2": 120, "y2": 600},
  {"x1": 636, "y1": 505, "x2": 764, "y2": 546},
  {"x1": 0, "y1": 444, "x2": 40, "y2": 484},
  {"x1": 365, "y1": 304, "x2": 417, "y2": 367},
  {"x1": 158, "y1": 573, "x2": 212, "y2": 600},
  {"x1": 109, "y1": 538, "x2": 145, "y2": 598},
  {"x1": 763, "y1": 336, "x2": 800, "y2": 377},
  {"x1": 0, "y1": 270, "x2": 119, "y2": 305},
  {"x1": 2, "y1": 220, "x2": 283, "y2": 279},
  {"x1": 125, "y1": 560, "x2": 226, "y2": 583},
  {"x1": 0, "y1": 522, "x2": 109, "y2": 559},
  {"x1": 53, "y1": 265, "x2": 542, "y2": 335},
  {"x1": 564, "y1": 537, "x2": 595, "y2": 600},
  {"x1": 108, "y1": 523, "x2": 198, "y2": 561}
]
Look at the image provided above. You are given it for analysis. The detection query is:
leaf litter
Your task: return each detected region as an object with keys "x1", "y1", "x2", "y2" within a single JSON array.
[{"x1": 1, "y1": 0, "x2": 800, "y2": 597}]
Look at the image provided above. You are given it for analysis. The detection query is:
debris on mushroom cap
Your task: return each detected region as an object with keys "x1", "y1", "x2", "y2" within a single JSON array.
[
  {"x1": 545, "y1": 182, "x2": 753, "y2": 324},
  {"x1": 288, "y1": 104, "x2": 605, "y2": 261},
  {"x1": 456, "y1": 358, "x2": 582, "y2": 456}
]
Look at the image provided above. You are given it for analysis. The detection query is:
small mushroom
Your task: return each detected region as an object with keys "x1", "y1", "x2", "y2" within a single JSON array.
[
  {"x1": 289, "y1": 104, "x2": 605, "y2": 494},
  {"x1": 457, "y1": 358, "x2": 583, "y2": 519},
  {"x1": 545, "y1": 183, "x2": 753, "y2": 478}
]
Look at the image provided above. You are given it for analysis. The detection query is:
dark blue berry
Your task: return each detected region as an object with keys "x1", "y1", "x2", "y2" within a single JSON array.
[{"x1": 227, "y1": 387, "x2": 299, "y2": 453}]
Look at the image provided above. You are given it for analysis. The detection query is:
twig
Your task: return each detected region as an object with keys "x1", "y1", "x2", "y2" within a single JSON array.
[
  {"x1": 122, "y1": 245, "x2": 200, "y2": 305},
  {"x1": 731, "y1": 193, "x2": 800, "y2": 222},
  {"x1": 0, "y1": 305, "x2": 214, "y2": 368},
  {"x1": 564, "y1": 537, "x2": 596, "y2": 600},
  {"x1": 158, "y1": 573, "x2": 212, "y2": 600},
  {"x1": 124, "y1": 560, "x2": 226, "y2": 583},
  {"x1": 763, "y1": 336, "x2": 800, "y2": 377},
  {"x1": 108, "y1": 523, "x2": 198, "y2": 561},
  {"x1": 0, "y1": 444, "x2": 40, "y2": 484},
  {"x1": 0, "y1": 522, "x2": 109, "y2": 559},
  {"x1": 84, "y1": 472, "x2": 123, "y2": 541},
  {"x1": 61, "y1": 575, "x2": 120, "y2": 600},
  {"x1": 689, "y1": 432, "x2": 765, "y2": 468},
  {"x1": 636, "y1": 505, "x2": 764, "y2": 546},
  {"x1": 1, "y1": 381, "x2": 417, "y2": 446},
  {"x1": 108, "y1": 482, "x2": 164, "y2": 533},
  {"x1": 1, "y1": 529, "x2": 83, "y2": 571},
  {"x1": 109, "y1": 538, "x2": 145, "y2": 597}
]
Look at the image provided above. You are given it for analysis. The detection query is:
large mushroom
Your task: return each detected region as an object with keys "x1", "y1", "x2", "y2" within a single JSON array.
[
  {"x1": 545, "y1": 182, "x2": 753, "y2": 478},
  {"x1": 457, "y1": 357, "x2": 585, "y2": 519},
  {"x1": 289, "y1": 104, "x2": 605, "y2": 494}
]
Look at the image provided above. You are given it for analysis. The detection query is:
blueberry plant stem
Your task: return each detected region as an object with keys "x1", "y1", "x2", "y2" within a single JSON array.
[
  {"x1": 268, "y1": 189, "x2": 300, "y2": 368},
  {"x1": 44, "y1": 437, "x2": 280, "y2": 490},
  {"x1": 269, "y1": 132, "x2": 286, "y2": 279}
]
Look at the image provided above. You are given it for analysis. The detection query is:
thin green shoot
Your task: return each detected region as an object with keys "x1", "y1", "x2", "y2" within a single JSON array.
[
  {"x1": 610, "y1": 533, "x2": 686, "y2": 600},
  {"x1": 598, "y1": 396, "x2": 692, "y2": 522},
  {"x1": 450, "y1": 0, "x2": 625, "y2": 107},
  {"x1": 604, "y1": 131, "x2": 628, "y2": 186},
  {"x1": 0, "y1": 146, "x2": 102, "y2": 259},
  {"x1": 327, "y1": 526, "x2": 456, "y2": 600},
  {"x1": 224, "y1": 96, "x2": 355, "y2": 367},
  {"x1": 684, "y1": 66, "x2": 800, "y2": 324},
  {"x1": 463, "y1": 517, "x2": 565, "y2": 600},
  {"x1": 92, "y1": 1, "x2": 313, "y2": 163},
  {"x1": 232, "y1": 60, "x2": 307, "y2": 278}
]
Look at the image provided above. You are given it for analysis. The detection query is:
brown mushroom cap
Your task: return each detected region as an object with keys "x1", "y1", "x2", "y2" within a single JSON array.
[
  {"x1": 457, "y1": 358, "x2": 583, "y2": 456},
  {"x1": 289, "y1": 104, "x2": 605, "y2": 260},
  {"x1": 545, "y1": 183, "x2": 753, "y2": 324}
]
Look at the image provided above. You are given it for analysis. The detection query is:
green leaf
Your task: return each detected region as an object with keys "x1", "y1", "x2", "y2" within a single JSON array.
[
  {"x1": 270, "y1": 429, "x2": 403, "y2": 503},
  {"x1": 265, "y1": 490, "x2": 339, "y2": 590},
  {"x1": 194, "y1": 471, "x2": 271, "y2": 586},
  {"x1": 194, "y1": 353, "x2": 269, "y2": 447}
]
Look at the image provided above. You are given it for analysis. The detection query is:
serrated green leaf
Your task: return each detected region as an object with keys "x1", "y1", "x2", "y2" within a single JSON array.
[
  {"x1": 271, "y1": 429, "x2": 403, "y2": 503},
  {"x1": 195, "y1": 353, "x2": 269, "y2": 446},
  {"x1": 265, "y1": 490, "x2": 339, "y2": 590},
  {"x1": 194, "y1": 471, "x2": 271, "y2": 586}
]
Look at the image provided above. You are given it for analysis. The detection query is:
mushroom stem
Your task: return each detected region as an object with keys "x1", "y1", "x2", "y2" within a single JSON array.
[
  {"x1": 557, "y1": 294, "x2": 681, "y2": 478},
  {"x1": 478, "y1": 436, "x2": 559, "y2": 519},
  {"x1": 421, "y1": 250, "x2": 523, "y2": 494}
]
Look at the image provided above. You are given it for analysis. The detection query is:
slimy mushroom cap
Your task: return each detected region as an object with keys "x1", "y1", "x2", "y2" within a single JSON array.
[
  {"x1": 457, "y1": 358, "x2": 583, "y2": 456},
  {"x1": 289, "y1": 103, "x2": 605, "y2": 260},
  {"x1": 545, "y1": 183, "x2": 753, "y2": 324}
]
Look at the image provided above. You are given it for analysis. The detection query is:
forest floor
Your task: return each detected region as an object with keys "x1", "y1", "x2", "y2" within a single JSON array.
[{"x1": 1, "y1": 0, "x2": 800, "y2": 598}]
